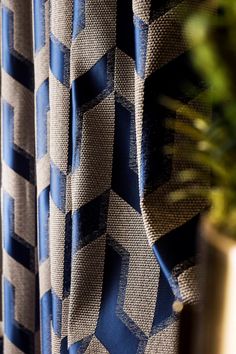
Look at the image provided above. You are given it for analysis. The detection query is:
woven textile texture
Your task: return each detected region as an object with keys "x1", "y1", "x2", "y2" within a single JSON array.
[{"x1": 1, "y1": 0, "x2": 209, "y2": 353}]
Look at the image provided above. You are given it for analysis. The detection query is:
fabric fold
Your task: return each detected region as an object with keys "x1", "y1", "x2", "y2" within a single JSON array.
[{"x1": 1, "y1": 1, "x2": 210, "y2": 353}]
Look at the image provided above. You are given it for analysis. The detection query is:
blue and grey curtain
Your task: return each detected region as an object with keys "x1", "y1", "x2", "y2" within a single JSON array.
[{"x1": 1, "y1": 0, "x2": 208, "y2": 353}]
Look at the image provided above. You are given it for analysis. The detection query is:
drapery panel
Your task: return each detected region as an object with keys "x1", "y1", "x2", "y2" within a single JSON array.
[{"x1": 1, "y1": 0, "x2": 209, "y2": 353}]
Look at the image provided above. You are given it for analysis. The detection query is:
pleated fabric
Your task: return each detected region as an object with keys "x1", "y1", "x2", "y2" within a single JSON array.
[{"x1": 1, "y1": 0, "x2": 209, "y2": 353}]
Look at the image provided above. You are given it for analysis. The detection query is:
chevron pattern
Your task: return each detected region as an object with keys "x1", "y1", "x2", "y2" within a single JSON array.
[
  {"x1": 1, "y1": 0, "x2": 209, "y2": 353},
  {"x1": 33, "y1": 1, "x2": 52, "y2": 354},
  {"x1": 1, "y1": 0, "x2": 39, "y2": 353}
]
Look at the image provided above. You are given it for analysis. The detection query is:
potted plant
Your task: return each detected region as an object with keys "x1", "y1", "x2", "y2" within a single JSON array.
[{"x1": 163, "y1": 1, "x2": 236, "y2": 353}]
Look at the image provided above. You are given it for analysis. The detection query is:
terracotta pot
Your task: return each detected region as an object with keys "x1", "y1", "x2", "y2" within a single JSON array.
[{"x1": 194, "y1": 217, "x2": 236, "y2": 354}]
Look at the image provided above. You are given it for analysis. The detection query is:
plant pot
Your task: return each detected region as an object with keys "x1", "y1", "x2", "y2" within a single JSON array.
[{"x1": 194, "y1": 217, "x2": 236, "y2": 354}]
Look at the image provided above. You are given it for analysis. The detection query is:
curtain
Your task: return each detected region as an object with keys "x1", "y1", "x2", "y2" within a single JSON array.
[{"x1": 1, "y1": 0, "x2": 208, "y2": 353}]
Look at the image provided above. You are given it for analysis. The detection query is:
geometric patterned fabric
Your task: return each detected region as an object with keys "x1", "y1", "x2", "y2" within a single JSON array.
[{"x1": 1, "y1": 0, "x2": 209, "y2": 353}]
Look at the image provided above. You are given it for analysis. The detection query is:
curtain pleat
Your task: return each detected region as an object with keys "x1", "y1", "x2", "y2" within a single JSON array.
[
  {"x1": 1, "y1": 0, "x2": 39, "y2": 352},
  {"x1": 1, "y1": 1, "x2": 209, "y2": 353}
]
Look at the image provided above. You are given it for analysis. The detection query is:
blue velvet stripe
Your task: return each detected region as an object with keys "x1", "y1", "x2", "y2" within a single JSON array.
[
  {"x1": 152, "y1": 214, "x2": 200, "y2": 297},
  {"x1": 72, "y1": 0, "x2": 85, "y2": 39},
  {"x1": 2, "y1": 100, "x2": 35, "y2": 184},
  {"x1": 62, "y1": 336, "x2": 92, "y2": 354},
  {"x1": 116, "y1": 1, "x2": 148, "y2": 78},
  {"x1": 70, "y1": 50, "x2": 114, "y2": 170},
  {"x1": 68, "y1": 340, "x2": 90, "y2": 354},
  {"x1": 50, "y1": 161, "x2": 66, "y2": 212},
  {"x1": 41, "y1": 291, "x2": 52, "y2": 354},
  {"x1": 70, "y1": 336, "x2": 93, "y2": 353},
  {"x1": 116, "y1": 0, "x2": 134, "y2": 59},
  {"x1": 2, "y1": 6, "x2": 34, "y2": 91},
  {"x1": 141, "y1": 50, "x2": 207, "y2": 194},
  {"x1": 72, "y1": 191, "x2": 109, "y2": 254},
  {"x1": 52, "y1": 292, "x2": 62, "y2": 337},
  {"x1": 151, "y1": 270, "x2": 175, "y2": 335},
  {"x1": 50, "y1": 34, "x2": 70, "y2": 87},
  {"x1": 112, "y1": 99, "x2": 141, "y2": 213},
  {"x1": 63, "y1": 211, "x2": 72, "y2": 297},
  {"x1": 33, "y1": 0, "x2": 46, "y2": 53},
  {"x1": 60, "y1": 337, "x2": 69, "y2": 354},
  {"x1": 96, "y1": 239, "x2": 143, "y2": 354},
  {"x1": 36, "y1": 79, "x2": 49, "y2": 159},
  {"x1": 153, "y1": 246, "x2": 180, "y2": 299},
  {"x1": 3, "y1": 191, "x2": 35, "y2": 272},
  {"x1": 38, "y1": 186, "x2": 50, "y2": 262},
  {"x1": 151, "y1": 215, "x2": 200, "y2": 332},
  {"x1": 71, "y1": 51, "x2": 109, "y2": 108},
  {"x1": 4, "y1": 279, "x2": 35, "y2": 354},
  {"x1": 134, "y1": 16, "x2": 148, "y2": 79}
]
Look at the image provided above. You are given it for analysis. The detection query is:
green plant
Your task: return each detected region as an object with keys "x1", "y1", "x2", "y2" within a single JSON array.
[{"x1": 163, "y1": 0, "x2": 236, "y2": 238}]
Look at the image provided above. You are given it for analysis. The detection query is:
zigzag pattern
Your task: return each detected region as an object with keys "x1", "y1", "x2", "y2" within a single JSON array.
[
  {"x1": 4, "y1": 279, "x2": 35, "y2": 354},
  {"x1": 47, "y1": 1, "x2": 73, "y2": 352},
  {"x1": 3, "y1": 191, "x2": 35, "y2": 272},
  {"x1": 2, "y1": 6, "x2": 34, "y2": 91},
  {"x1": 1, "y1": 0, "x2": 209, "y2": 353},
  {"x1": 112, "y1": 95, "x2": 140, "y2": 213},
  {"x1": 1, "y1": 1, "x2": 39, "y2": 352},
  {"x1": 95, "y1": 237, "x2": 148, "y2": 353},
  {"x1": 2, "y1": 100, "x2": 35, "y2": 184},
  {"x1": 33, "y1": 0, "x2": 52, "y2": 353},
  {"x1": 70, "y1": 49, "x2": 114, "y2": 170}
]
